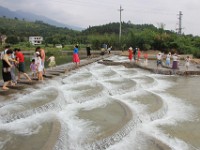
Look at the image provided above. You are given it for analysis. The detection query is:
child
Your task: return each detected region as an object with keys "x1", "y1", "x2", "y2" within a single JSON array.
[
  {"x1": 30, "y1": 59, "x2": 37, "y2": 78},
  {"x1": 185, "y1": 56, "x2": 190, "y2": 71},
  {"x1": 47, "y1": 54, "x2": 56, "y2": 69}
]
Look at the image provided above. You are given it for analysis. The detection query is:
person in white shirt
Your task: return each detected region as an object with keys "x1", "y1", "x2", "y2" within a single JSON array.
[
  {"x1": 156, "y1": 52, "x2": 162, "y2": 69},
  {"x1": 35, "y1": 52, "x2": 43, "y2": 81},
  {"x1": 185, "y1": 56, "x2": 190, "y2": 71},
  {"x1": 47, "y1": 54, "x2": 56, "y2": 69},
  {"x1": 166, "y1": 52, "x2": 171, "y2": 66}
]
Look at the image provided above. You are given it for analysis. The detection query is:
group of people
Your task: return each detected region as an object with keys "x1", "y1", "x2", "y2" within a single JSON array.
[
  {"x1": 0, "y1": 46, "x2": 57, "y2": 90},
  {"x1": 128, "y1": 47, "x2": 191, "y2": 72},
  {"x1": 128, "y1": 47, "x2": 148, "y2": 65},
  {"x1": 156, "y1": 52, "x2": 191, "y2": 71},
  {"x1": 1, "y1": 46, "x2": 32, "y2": 90}
]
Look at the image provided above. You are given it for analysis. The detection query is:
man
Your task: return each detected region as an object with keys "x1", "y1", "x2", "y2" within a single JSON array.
[
  {"x1": 86, "y1": 45, "x2": 91, "y2": 58},
  {"x1": 107, "y1": 46, "x2": 112, "y2": 54},
  {"x1": 156, "y1": 52, "x2": 163, "y2": 70},
  {"x1": 14, "y1": 48, "x2": 31, "y2": 81},
  {"x1": 36, "y1": 47, "x2": 46, "y2": 74}
]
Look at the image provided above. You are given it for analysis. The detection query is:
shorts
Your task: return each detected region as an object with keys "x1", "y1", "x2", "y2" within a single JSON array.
[
  {"x1": 18, "y1": 62, "x2": 25, "y2": 73},
  {"x1": 157, "y1": 60, "x2": 162, "y2": 66},
  {"x1": 166, "y1": 60, "x2": 170, "y2": 65}
]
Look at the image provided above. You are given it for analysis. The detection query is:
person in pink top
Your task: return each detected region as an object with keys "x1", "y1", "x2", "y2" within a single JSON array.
[{"x1": 30, "y1": 59, "x2": 37, "y2": 78}]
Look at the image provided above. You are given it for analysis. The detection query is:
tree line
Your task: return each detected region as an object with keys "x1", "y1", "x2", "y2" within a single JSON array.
[{"x1": 0, "y1": 17, "x2": 200, "y2": 58}]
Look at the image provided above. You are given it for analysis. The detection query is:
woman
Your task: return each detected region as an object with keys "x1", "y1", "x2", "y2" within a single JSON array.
[
  {"x1": 166, "y1": 52, "x2": 171, "y2": 66},
  {"x1": 73, "y1": 45, "x2": 80, "y2": 67},
  {"x1": 128, "y1": 47, "x2": 133, "y2": 62},
  {"x1": 185, "y1": 56, "x2": 190, "y2": 71},
  {"x1": 35, "y1": 52, "x2": 43, "y2": 81},
  {"x1": 172, "y1": 53, "x2": 179, "y2": 73},
  {"x1": 2, "y1": 50, "x2": 16, "y2": 90}
]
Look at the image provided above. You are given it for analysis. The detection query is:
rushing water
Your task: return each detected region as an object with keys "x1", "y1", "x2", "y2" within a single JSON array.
[{"x1": 0, "y1": 56, "x2": 199, "y2": 150}]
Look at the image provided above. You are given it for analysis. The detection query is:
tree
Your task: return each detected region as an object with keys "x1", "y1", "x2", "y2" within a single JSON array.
[{"x1": 6, "y1": 35, "x2": 19, "y2": 44}]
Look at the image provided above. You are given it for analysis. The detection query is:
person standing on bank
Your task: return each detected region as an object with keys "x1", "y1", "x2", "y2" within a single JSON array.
[
  {"x1": 86, "y1": 45, "x2": 91, "y2": 58},
  {"x1": 73, "y1": 45, "x2": 80, "y2": 68},
  {"x1": 172, "y1": 53, "x2": 179, "y2": 74},
  {"x1": 2, "y1": 50, "x2": 17, "y2": 90},
  {"x1": 166, "y1": 52, "x2": 171, "y2": 67},
  {"x1": 128, "y1": 47, "x2": 133, "y2": 62},
  {"x1": 156, "y1": 52, "x2": 162, "y2": 70},
  {"x1": 185, "y1": 56, "x2": 190, "y2": 71},
  {"x1": 108, "y1": 46, "x2": 112, "y2": 54},
  {"x1": 14, "y1": 48, "x2": 32, "y2": 82}
]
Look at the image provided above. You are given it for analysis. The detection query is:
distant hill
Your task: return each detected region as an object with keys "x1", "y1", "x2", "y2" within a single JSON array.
[
  {"x1": 0, "y1": 17, "x2": 82, "y2": 45},
  {"x1": 0, "y1": 5, "x2": 83, "y2": 31},
  {"x1": 82, "y1": 22, "x2": 160, "y2": 35}
]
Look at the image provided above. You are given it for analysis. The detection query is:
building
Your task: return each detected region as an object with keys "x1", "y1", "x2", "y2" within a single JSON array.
[
  {"x1": 0, "y1": 35, "x2": 7, "y2": 45},
  {"x1": 55, "y1": 44, "x2": 63, "y2": 49},
  {"x1": 29, "y1": 36, "x2": 43, "y2": 45}
]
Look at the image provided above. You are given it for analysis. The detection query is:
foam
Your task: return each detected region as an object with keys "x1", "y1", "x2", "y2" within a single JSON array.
[{"x1": 0, "y1": 56, "x2": 197, "y2": 150}]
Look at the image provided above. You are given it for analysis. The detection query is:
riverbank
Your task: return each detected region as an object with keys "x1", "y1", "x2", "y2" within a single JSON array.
[{"x1": 98, "y1": 55, "x2": 200, "y2": 75}]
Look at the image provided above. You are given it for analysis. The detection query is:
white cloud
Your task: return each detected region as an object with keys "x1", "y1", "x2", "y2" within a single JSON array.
[{"x1": 1, "y1": 0, "x2": 200, "y2": 35}]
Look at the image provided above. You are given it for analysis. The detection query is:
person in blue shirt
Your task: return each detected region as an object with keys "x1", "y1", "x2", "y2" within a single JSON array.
[{"x1": 73, "y1": 45, "x2": 80, "y2": 67}]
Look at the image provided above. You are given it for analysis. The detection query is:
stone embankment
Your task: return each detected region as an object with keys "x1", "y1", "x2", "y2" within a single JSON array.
[
  {"x1": 98, "y1": 58, "x2": 200, "y2": 76},
  {"x1": 0, "y1": 56, "x2": 106, "y2": 97}
]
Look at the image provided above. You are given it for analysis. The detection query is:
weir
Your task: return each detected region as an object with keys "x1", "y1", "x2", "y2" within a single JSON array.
[{"x1": 0, "y1": 55, "x2": 199, "y2": 150}]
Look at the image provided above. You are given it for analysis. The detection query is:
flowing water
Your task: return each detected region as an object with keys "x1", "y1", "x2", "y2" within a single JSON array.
[{"x1": 0, "y1": 56, "x2": 199, "y2": 150}]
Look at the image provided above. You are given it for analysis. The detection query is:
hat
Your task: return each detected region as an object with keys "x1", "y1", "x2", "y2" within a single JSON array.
[
  {"x1": 129, "y1": 47, "x2": 133, "y2": 50},
  {"x1": 36, "y1": 52, "x2": 40, "y2": 55}
]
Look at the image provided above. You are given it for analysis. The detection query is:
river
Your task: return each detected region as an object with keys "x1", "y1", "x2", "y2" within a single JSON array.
[{"x1": 0, "y1": 55, "x2": 199, "y2": 150}]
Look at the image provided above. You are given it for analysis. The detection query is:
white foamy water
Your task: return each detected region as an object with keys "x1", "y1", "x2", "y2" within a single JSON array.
[{"x1": 0, "y1": 55, "x2": 199, "y2": 150}]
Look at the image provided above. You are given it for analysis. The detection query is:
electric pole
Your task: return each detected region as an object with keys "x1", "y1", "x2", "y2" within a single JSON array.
[
  {"x1": 177, "y1": 11, "x2": 183, "y2": 35},
  {"x1": 118, "y1": 5, "x2": 124, "y2": 43}
]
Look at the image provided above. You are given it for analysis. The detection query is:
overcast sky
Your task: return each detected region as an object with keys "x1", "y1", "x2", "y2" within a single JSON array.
[{"x1": 1, "y1": 0, "x2": 200, "y2": 35}]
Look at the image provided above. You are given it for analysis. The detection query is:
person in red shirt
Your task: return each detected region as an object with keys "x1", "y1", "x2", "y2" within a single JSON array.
[
  {"x1": 14, "y1": 48, "x2": 31, "y2": 81},
  {"x1": 128, "y1": 47, "x2": 133, "y2": 62}
]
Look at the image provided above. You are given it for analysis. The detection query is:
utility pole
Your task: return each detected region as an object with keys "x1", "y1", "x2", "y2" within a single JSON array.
[
  {"x1": 118, "y1": 5, "x2": 124, "y2": 43},
  {"x1": 177, "y1": 11, "x2": 183, "y2": 35}
]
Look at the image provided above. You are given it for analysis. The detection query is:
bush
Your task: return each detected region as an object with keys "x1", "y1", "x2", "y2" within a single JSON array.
[{"x1": 193, "y1": 49, "x2": 200, "y2": 58}]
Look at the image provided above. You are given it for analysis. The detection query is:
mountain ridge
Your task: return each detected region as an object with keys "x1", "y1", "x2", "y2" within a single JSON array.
[{"x1": 0, "y1": 5, "x2": 83, "y2": 31}]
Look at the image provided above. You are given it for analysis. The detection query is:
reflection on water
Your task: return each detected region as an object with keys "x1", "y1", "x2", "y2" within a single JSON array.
[{"x1": 0, "y1": 56, "x2": 199, "y2": 150}]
